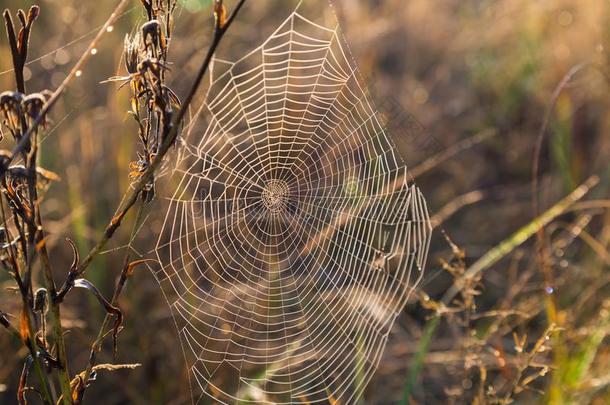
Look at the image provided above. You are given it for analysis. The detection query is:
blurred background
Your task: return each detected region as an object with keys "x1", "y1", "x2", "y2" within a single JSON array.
[{"x1": 1, "y1": 0, "x2": 609, "y2": 403}]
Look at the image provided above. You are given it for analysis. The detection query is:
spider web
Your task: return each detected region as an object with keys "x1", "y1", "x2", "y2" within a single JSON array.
[{"x1": 149, "y1": 8, "x2": 432, "y2": 404}]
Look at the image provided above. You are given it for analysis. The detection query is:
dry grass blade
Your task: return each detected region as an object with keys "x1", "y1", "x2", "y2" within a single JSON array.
[
  {"x1": 66, "y1": 363, "x2": 141, "y2": 405},
  {"x1": 410, "y1": 129, "x2": 497, "y2": 179},
  {"x1": 443, "y1": 174, "x2": 599, "y2": 304},
  {"x1": 430, "y1": 190, "x2": 486, "y2": 227},
  {"x1": 0, "y1": 0, "x2": 130, "y2": 177},
  {"x1": 72, "y1": 279, "x2": 123, "y2": 359},
  {"x1": 405, "y1": 174, "x2": 600, "y2": 402}
]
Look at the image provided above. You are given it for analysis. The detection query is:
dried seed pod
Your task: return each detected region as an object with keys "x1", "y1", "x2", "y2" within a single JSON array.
[
  {"x1": 5, "y1": 165, "x2": 29, "y2": 179},
  {"x1": 33, "y1": 288, "x2": 48, "y2": 313},
  {"x1": 23, "y1": 93, "x2": 45, "y2": 110},
  {"x1": 0, "y1": 91, "x2": 16, "y2": 106},
  {"x1": 141, "y1": 20, "x2": 165, "y2": 57},
  {"x1": 6, "y1": 164, "x2": 59, "y2": 184},
  {"x1": 0, "y1": 91, "x2": 24, "y2": 108},
  {"x1": 124, "y1": 33, "x2": 141, "y2": 75},
  {"x1": 22, "y1": 92, "x2": 47, "y2": 125},
  {"x1": 0, "y1": 91, "x2": 25, "y2": 131}
]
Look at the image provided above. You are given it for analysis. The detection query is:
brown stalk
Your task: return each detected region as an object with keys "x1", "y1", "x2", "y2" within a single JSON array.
[
  {"x1": 73, "y1": 0, "x2": 247, "y2": 400},
  {"x1": 2, "y1": 2, "x2": 131, "y2": 404},
  {"x1": 530, "y1": 62, "x2": 590, "y2": 324},
  {"x1": 75, "y1": 0, "x2": 247, "y2": 276},
  {"x1": 0, "y1": 0, "x2": 131, "y2": 179},
  {"x1": 2, "y1": 7, "x2": 67, "y2": 404}
]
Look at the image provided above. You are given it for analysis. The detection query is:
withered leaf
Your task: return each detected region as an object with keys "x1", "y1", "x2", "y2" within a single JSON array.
[
  {"x1": 73, "y1": 279, "x2": 123, "y2": 359},
  {"x1": 124, "y1": 259, "x2": 156, "y2": 278},
  {"x1": 17, "y1": 356, "x2": 32, "y2": 405},
  {"x1": 69, "y1": 363, "x2": 141, "y2": 404}
]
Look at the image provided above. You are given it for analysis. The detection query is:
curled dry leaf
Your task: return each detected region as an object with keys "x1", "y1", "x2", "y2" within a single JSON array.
[
  {"x1": 124, "y1": 259, "x2": 157, "y2": 278},
  {"x1": 73, "y1": 279, "x2": 123, "y2": 359},
  {"x1": 68, "y1": 363, "x2": 141, "y2": 405},
  {"x1": 55, "y1": 239, "x2": 81, "y2": 303}
]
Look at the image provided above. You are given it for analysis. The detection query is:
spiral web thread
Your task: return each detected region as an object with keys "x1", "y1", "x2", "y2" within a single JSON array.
[{"x1": 151, "y1": 9, "x2": 432, "y2": 404}]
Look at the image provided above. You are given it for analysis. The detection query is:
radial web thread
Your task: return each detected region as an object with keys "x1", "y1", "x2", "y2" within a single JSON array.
[{"x1": 151, "y1": 10, "x2": 432, "y2": 404}]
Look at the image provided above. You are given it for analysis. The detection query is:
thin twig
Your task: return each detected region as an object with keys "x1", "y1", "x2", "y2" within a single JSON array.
[
  {"x1": 403, "y1": 175, "x2": 599, "y2": 401},
  {"x1": 430, "y1": 190, "x2": 485, "y2": 228},
  {"x1": 0, "y1": 0, "x2": 131, "y2": 178},
  {"x1": 444, "y1": 175, "x2": 599, "y2": 305},
  {"x1": 410, "y1": 128, "x2": 496, "y2": 179},
  {"x1": 74, "y1": 1, "x2": 247, "y2": 399},
  {"x1": 530, "y1": 63, "x2": 590, "y2": 323},
  {"x1": 75, "y1": 0, "x2": 247, "y2": 277}
]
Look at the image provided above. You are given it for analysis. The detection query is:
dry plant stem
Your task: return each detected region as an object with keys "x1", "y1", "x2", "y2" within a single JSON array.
[
  {"x1": 73, "y1": 1, "x2": 246, "y2": 398},
  {"x1": 3, "y1": 2, "x2": 129, "y2": 404},
  {"x1": 529, "y1": 65, "x2": 588, "y2": 402},
  {"x1": 430, "y1": 190, "x2": 485, "y2": 227},
  {"x1": 445, "y1": 174, "x2": 599, "y2": 304},
  {"x1": 0, "y1": 0, "x2": 130, "y2": 178},
  {"x1": 37, "y1": 223, "x2": 73, "y2": 404},
  {"x1": 570, "y1": 200, "x2": 610, "y2": 211},
  {"x1": 404, "y1": 175, "x2": 599, "y2": 401},
  {"x1": 79, "y1": 202, "x2": 145, "y2": 401},
  {"x1": 26, "y1": 307, "x2": 54, "y2": 404},
  {"x1": 27, "y1": 99, "x2": 72, "y2": 404},
  {"x1": 410, "y1": 128, "x2": 496, "y2": 179},
  {"x1": 530, "y1": 63, "x2": 589, "y2": 323},
  {"x1": 3, "y1": 7, "x2": 69, "y2": 403},
  {"x1": 76, "y1": 0, "x2": 247, "y2": 277},
  {"x1": 23, "y1": 140, "x2": 62, "y2": 404}
]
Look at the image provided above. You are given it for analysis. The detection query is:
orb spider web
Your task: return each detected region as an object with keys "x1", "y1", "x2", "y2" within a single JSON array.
[{"x1": 149, "y1": 7, "x2": 432, "y2": 404}]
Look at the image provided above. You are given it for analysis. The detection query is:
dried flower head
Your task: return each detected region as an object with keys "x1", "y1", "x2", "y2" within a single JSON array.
[
  {"x1": 141, "y1": 19, "x2": 166, "y2": 57},
  {"x1": 0, "y1": 91, "x2": 25, "y2": 136},
  {"x1": 124, "y1": 33, "x2": 141, "y2": 75},
  {"x1": 33, "y1": 288, "x2": 48, "y2": 313}
]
